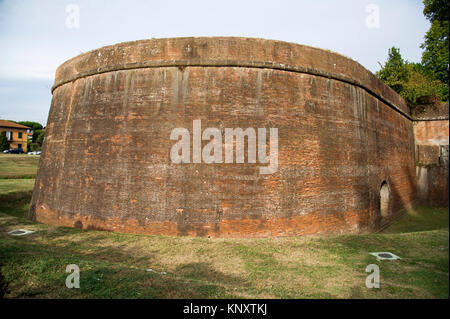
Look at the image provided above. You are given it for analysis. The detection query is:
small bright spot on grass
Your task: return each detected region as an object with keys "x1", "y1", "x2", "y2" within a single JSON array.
[
  {"x1": 8, "y1": 229, "x2": 35, "y2": 236},
  {"x1": 369, "y1": 252, "x2": 401, "y2": 261}
]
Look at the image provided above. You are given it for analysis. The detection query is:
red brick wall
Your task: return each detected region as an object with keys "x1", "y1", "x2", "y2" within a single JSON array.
[
  {"x1": 29, "y1": 38, "x2": 417, "y2": 237},
  {"x1": 417, "y1": 165, "x2": 449, "y2": 207},
  {"x1": 413, "y1": 120, "x2": 449, "y2": 146},
  {"x1": 414, "y1": 120, "x2": 449, "y2": 207}
]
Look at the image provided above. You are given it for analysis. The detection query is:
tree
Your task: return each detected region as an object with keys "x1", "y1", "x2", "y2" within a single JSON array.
[
  {"x1": 420, "y1": 0, "x2": 449, "y2": 86},
  {"x1": 376, "y1": 1, "x2": 449, "y2": 106},
  {"x1": 423, "y1": 0, "x2": 449, "y2": 25},
  {"x1": 0, "y1": 132, "x2": 9, "y2": 151},
  {"x1": 377, "y1": 47, "x2": 447, "y2": 107},
  {"x1": 35, "y1": 129, "x2": 45, "y2": 146},
  {"x1": 16, "y1": 121, "x2": 43, "y2": 132},
  {"x1": 402, "y1": 63, "x2": 447, "y2": 105},
  {"x1": 376, "y1": 47, "x2": 409, "y2": 94}
]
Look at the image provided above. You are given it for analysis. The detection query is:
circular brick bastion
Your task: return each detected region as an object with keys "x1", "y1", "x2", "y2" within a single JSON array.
[{"x1": 29, "y1": 37, "x2": 417, "y2": 237}]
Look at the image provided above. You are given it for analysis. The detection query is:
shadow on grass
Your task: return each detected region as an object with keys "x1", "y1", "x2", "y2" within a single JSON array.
[
  {"x1": 0, "y1": 190, "x2": 32, "y2": 218},
  {"x1": 382, "y1": 206, "x2": 449, "y2": 234},
  {"x1": 0, "y1": 191, "x2": 448, "y2": 298},
  {"x1": 1, "y1": 237, "x2": 245, "y2": 298},
  {"x1": 0, "y1": 220, "x2": 247, "y2": 298}
]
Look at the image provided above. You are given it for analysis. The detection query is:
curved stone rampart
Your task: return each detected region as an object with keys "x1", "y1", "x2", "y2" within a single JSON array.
[{"x1": 30, "y1": 37, "x2": 417, "y2": 237}]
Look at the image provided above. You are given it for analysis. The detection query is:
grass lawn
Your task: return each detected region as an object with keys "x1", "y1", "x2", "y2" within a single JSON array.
[
  {"x1": 0, "y1": 179, "x2": 35, "y2": 195},
  {"x1": 0, "y1": 153, "x2": 448, "y2": 298},
  {"x1": 382, "y1": 206, "x2": 449, "y2": 234},
  {"x1": 0, "y1": 154, "x2": 40, "y2": 179}
]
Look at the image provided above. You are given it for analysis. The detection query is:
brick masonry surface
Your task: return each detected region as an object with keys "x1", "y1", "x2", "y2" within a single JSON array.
[
  {"x1": 30, "y1": 37, "x2": 418, "y2": 237},
  {"x1": 413, "y1": 117, "x2": 449, "y2": 207},
  {"x1": 413, "y1": 120, "x2": 449, "y2": 146}
]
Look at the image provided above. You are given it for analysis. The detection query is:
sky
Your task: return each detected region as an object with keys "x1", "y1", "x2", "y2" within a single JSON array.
[{"x1": 0, "y1": 0, "x2": 430, "y2": 125}]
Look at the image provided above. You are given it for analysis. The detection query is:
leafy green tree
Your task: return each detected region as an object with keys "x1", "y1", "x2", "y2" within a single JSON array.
[
  {"x1": 402, "y1": 63, "x2": 447, "y2": 105},
  {"x1": 35, "y1": 129, "x2": 45, "y2": 147},
  {"x1": 377, "y1": 1, "x2": 449, "y2": 106},
  {"x1": 16, "y1": 121, "x2": 43, "y2": 132},
  {"x1": 377, "y1": 47, "x2": 447, "y2": 107},
  {"x1": 420, "y1": 0, "x2": 449, "y2": 86},
  {"x1": 0, "y1": 132, "x2": 9, "y2": 151},
  {"x1": 376, "y1": 47, "x2": 409, "y2": 94},
  {"x1": 423, "y1": 0, "x2": 449, "y2": 22}
]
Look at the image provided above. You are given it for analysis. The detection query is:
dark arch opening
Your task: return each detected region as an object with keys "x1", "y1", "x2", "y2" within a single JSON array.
[{"x1": 380, "y1": 181, "x2": 390, "y2": 218}]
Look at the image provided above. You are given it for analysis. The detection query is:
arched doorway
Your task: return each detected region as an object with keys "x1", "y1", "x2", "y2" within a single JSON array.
[{"x1": 380, "y1": 181, "x2": 390, "y2": 218}]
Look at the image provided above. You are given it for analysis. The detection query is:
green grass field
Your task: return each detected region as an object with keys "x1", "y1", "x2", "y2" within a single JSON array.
[
  {"x1": 0, "y1": 154, "x2": 40, "y2": 179},
  {"x1": 0, "y1": 155, "x2": 448, "y2": 298}
]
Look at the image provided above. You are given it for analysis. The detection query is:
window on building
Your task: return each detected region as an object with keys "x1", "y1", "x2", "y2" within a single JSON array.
[
  {"x1": 18, "y1": 144, "x2": 22, "y2": 149},
  {"x1": 18, "y1": 132, "x2": 23, "y2": 138}
]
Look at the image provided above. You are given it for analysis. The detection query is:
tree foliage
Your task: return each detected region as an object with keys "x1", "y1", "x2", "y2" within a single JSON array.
[
  {"x1": 0, "y1": 132, "x2": 9, "y2": 151},
  {"x1": 421, "y1": 0, "x2": 449, "y2": 84},
  {"x1": 16, "y1": 121, "x2": 43, "y2": 132},
  {"x1": 34, "y1": 129, "x2": 45, "y2": 146},
  {"x1": 376, "y1": 47, "x2": 448, "y2": 107},
  {"x1": 423, "y1": 0, "x2": 449, "y2": 24},
  {"x1": 376, "y1": 47, "x2": 409, "y2": 94},
  {"x1": 421, "y1": 0, "x2": 449, "y2": 85},
  {"x1": 377, "y1": 0, "x2": 449, "y2": 107}
]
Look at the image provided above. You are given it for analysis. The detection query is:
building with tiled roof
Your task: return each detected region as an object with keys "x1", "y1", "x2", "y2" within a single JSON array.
[{"x1": 0, "y1": 120, "x2": 31, "y2": 151}]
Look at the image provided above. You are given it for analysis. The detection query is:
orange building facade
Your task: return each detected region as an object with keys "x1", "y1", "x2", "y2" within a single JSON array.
[{"x1": 0, "y1": 120, "x2": 30, "y2": 152}]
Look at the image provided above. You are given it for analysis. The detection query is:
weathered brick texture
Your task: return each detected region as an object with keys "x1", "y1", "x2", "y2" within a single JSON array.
[
  {"x1": 413, "y1": 110, "x2": 449, "y2": 207},
  {"x1": 413, "y1": 120, "x2": 449, "y2": 146},
  {"x1": 29, "y1": 37, "x2": 417, "y2": 237}
]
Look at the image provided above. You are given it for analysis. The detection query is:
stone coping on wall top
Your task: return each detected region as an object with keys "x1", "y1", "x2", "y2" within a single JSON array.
[{"x1": 52, "y1": 37, "x2": 410, "y2": 119}]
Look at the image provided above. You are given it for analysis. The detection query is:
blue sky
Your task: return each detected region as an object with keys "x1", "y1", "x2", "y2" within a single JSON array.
[{"x1": 0, "y1": 0, "x2": 430, "y2": 125}]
